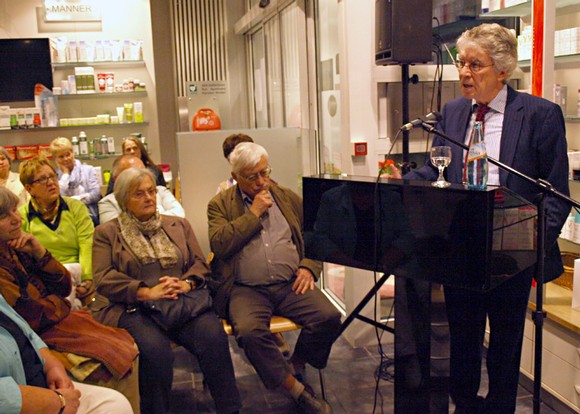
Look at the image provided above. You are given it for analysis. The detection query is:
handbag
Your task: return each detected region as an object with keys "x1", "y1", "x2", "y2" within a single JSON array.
[{"x1": 141, "y1": 287, "x2": 213, "y2": 331}]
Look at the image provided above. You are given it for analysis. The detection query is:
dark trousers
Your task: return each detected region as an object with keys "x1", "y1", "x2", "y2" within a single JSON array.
[
  {"x1": 444, "y1": 269, "x2": 533, "y2": 414},
  {"x1": 119, "y1": 309, "x2": 241, "y2": 414},
  {"x1": 228, "y1": 280, "x2": 342, "y2": 389}
]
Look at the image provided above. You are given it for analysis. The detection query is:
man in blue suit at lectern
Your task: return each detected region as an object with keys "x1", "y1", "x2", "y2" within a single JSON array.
[{"x1": 385, "y1": 23, "x2": 570, "y2": 414}]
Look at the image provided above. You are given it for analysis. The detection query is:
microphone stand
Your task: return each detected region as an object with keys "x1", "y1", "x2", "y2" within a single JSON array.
[{"x1": 419, "y1": 122, "x2": 579, "y2": 414}]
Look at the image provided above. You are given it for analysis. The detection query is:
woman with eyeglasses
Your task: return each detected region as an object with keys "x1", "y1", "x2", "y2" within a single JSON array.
[
  {"x1": 91, "y1": 167, "x2": 241, "y2": 414},
  {"x1": 0, "y1": 186, "x2": 139, "y2": 413},
  {"x1": 18, "y1": 157, "x2": 95, "y2": 310}
]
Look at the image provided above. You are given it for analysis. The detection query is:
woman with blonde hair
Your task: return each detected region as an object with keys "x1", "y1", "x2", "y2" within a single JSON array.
[
  {"x1": 19, "y1": 157, "x2": 94, "y2": 309},
  {"x1": 50, "y1": 137, "x2": 101, "y2": 225}
]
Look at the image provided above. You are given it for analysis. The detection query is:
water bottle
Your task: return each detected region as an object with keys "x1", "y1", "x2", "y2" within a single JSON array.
[{"x1": 467, "y1": 121, "x2": 488, "y2": 190}]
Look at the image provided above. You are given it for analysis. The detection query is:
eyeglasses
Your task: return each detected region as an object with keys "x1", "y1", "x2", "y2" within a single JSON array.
[
  {"x1": 131, "y1": 188, "x2": 157, "y2": 200},
  {"x1": 31, "y1": 174, "x2": 58, "y2": 185},
  {"x1": 240, "y1": 166, "x2": 272, "y2": 183},
  {"x1": 455, "y1": 59, "x2": 494, "y2": 73}
]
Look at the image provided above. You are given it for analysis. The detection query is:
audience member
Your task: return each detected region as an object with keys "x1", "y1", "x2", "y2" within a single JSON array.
[
  {"x1": 106, "y1": 137, "x2": 166, "y2": 194},
  {"x1": 215, "y1": 134, "x2": 289, "y2": 355},
  {"x1": 0, "y1": 293, "x2": 133, "y2": 414},
  {"x1": 99, "y1": 154, "x2": 184, "y2": 223},
  {"x1": 0, "y1": 146, "x2": 28, "y2": 207},
  {"x1": 208, "y1": 142, "x2": 341, "y2": 414},
  {"x1": 50, "y1": 137, "x2": 102, "y2": 226},
  {"x1": 19, "y1": 157, "x2": 94, "y2": 310},
  {"x1": 216, "y1": 133, "x2": 254, "y2": 193},
  {"x1": 0, "y1": 186, "x2": 140, "y2": 412},
  {"x1": 92, "y1": 167, "x2": 241, "y2": 414}
]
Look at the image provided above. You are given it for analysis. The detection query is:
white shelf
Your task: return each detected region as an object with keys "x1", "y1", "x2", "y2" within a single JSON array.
[
  {"x1": 51, "y1": 60, "x2": 145, "y2": 68},
  {"x1": 0, "y1": 122, "x2": 148, "y2": 134},
  {"x1": 56, "y1": 91, "x2": 147, "y2": 100},
  {"x1": 483, "y1": 0, "x2": 580, "y2": 17}
]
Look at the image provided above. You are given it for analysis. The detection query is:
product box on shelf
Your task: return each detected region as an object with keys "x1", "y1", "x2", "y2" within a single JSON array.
[
  {"x1": 16, "y1": 145, "x2": 38, "y2": 160},
  {"x1": 0, "y1": 106, "x2": 9, "y2": 130},
  {"x1": 74, "y1": 67, "x2": 96, "y2": 94},
  {"x1": 51, "y1": 37, "x2": 144, "y2": 63},
  {"x1": 38, "y1": 144, "x2": 52, "y2": 159},
  {"x1": 3, "y1": 146, "x2": 16, "y2": 160}
]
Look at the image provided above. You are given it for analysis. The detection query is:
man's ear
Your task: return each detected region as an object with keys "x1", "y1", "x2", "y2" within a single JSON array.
[{"x1": 231, "y1": 171, "x2": 238, "y2": 181}]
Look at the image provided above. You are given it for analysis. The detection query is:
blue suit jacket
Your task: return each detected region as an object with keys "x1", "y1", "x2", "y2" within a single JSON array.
[{"x1": 406, "y1": 86, "x2": 570, "y2": 282}]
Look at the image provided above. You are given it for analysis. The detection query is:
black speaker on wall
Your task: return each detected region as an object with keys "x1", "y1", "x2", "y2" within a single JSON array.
[{"x1": 375, "y1": 0, "x2": 433, "y2": 66}]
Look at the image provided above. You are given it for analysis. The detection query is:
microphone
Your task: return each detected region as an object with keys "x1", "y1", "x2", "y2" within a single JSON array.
[{"x1": 400, "y1": 111, "x2": 442, "y2": 131}]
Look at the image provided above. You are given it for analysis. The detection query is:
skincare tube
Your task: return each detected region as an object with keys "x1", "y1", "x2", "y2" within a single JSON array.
[
  {"x1": 124, "y1": 103, "x2": 133, "y2": 123},
  {"x1": 116, "y1": 107, "x2": 125, "y2": 124},
  {"x1": 134, "y1": 102, "x2": 143, "y2": 123}
]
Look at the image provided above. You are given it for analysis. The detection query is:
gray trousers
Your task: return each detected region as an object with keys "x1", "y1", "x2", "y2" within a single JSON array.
[{"x1": 228, "y1": 279, "x2": 342, "y2": 389}]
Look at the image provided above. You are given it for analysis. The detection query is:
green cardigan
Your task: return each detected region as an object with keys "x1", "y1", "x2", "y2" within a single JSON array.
[{"x1": 19, "y1": 196, "x2": 94, "y2": 281}]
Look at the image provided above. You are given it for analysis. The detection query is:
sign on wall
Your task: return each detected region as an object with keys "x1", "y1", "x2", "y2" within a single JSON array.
[{"x1": 44, "y1": 0, "x2": 101, "y2": 22}]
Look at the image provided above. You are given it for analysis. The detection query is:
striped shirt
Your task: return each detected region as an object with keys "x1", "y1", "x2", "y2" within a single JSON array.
[{"x1": 464, "y1": 85, "x2": 507, "y2": 186}]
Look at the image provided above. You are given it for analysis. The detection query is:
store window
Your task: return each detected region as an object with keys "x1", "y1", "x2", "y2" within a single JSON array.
[
  {"x1": 313, "y1": 0, "x2": 345, "y2": 306},
  {"x1": 247, "y1": 2, "x2": 302, "y2": 128},
  {"x1": 251, "y1": 29, "x2": 269, "y2": 128},
  {"x1": 315, "y1": 0, "x2": 341, "y2": 175}
]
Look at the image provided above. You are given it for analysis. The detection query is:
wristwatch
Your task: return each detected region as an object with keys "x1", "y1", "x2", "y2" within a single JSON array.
[
  {"x1": 185, "y1": 278, "x2": 195, "y2": 291},
  {"x1": 185, "y1": 276, "x2": 206, "y2": 290},
  {"x1": 54, "y1": 390, "x2": 66, "y2": 414}
]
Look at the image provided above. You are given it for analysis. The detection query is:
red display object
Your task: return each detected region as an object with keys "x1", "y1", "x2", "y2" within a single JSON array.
[
  {"x1": 192, "y1": 108, "x2": 221, "y2": 131},
  {"x1": 354, "y1": 142, "x2": 367, "y2": 156}
]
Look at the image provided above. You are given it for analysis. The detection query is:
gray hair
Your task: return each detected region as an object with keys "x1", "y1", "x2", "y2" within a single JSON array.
[
  {"x1": 114, "y1": 167, "x2": 156, "y2": 212},
  {"x1": 0, "y1": 146, "x2": 12, "y2": 167},
  {"x1": 0, "y1": 186, "x2": 19, "y2": 216},
  {"x1": 112, "y1": 154, "x2": 145, "y2": 178},
  {"x1": 229, "y1": 142, "x2": 269, "y2": 174},
  {"x1": 456, "y1": 23, "x2": 518, "y2": 82}
]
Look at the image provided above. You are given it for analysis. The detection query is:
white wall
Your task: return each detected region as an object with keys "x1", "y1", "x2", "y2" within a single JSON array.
[{"x1": 339, "y1": 0, "x2": 379, "y2": 177}]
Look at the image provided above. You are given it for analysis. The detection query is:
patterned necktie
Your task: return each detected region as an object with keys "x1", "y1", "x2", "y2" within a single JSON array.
[{"x1": 463, "y1": 104, "x2": 490, "y2": 183}]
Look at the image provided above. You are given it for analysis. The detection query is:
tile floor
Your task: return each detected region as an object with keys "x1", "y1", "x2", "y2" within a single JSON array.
[{"x1": 169, "y1": 330, "x2": 561, "y2": 414}]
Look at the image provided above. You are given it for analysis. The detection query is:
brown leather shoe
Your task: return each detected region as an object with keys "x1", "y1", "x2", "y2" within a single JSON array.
[{"x1": 296, "y1": 389, "x2": 332, "y2": 414}]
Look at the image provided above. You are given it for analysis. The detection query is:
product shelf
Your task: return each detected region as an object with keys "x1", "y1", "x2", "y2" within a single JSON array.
[
  {"x1": 0, "y1": 122, "x2": 148, "y2": 134},
  {"x1": 482, "y1": 0, "x2": 580, "y2": 17},
  {"x1": 51, "y1": 60, "x2": 145, "y2": 69},
  {"x1": 56, "y1": 91, "x2": 147, "y2": 100},
  {"x1": 519, "y1": 53, "x2": 580, "y2": 69}
]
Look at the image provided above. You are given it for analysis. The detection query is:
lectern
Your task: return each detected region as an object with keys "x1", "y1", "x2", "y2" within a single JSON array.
[{"x1": 303, "y1": 175, "x2": 538, "y2": 413}]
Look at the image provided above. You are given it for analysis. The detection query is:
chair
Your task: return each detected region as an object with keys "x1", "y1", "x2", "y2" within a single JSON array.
[{"x1": 221, "y1": 316, "x2": 327, "y2": 400}]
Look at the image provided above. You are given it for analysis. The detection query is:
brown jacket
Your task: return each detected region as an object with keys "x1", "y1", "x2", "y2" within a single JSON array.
[
  {"x1": 0, "y1": 248, "x2": 136, "y2": 379},
  {"x1": 207, "y1": 183, "x2": 322, "y2": 318},
  {"x1": 91, "y1": 215, "x2": 211, "y2": 326}
]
